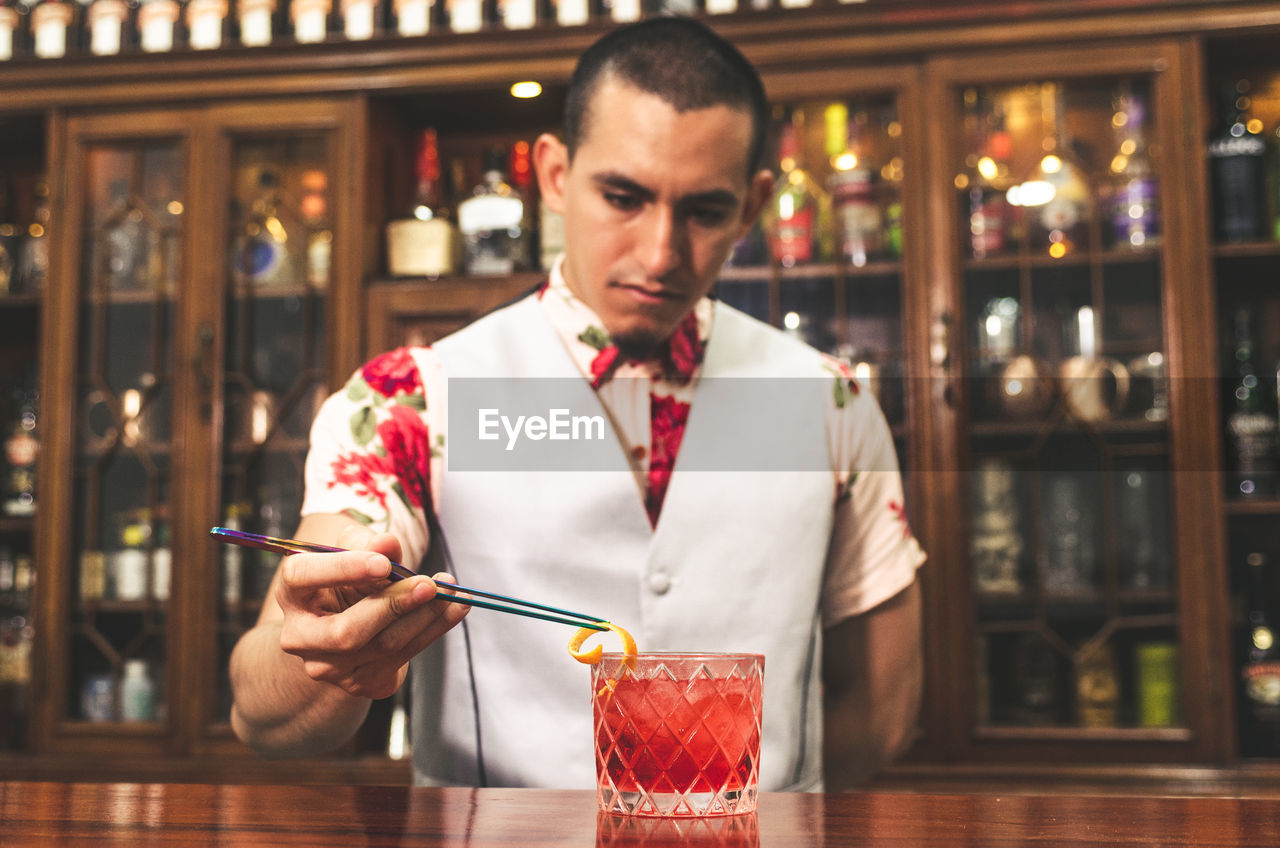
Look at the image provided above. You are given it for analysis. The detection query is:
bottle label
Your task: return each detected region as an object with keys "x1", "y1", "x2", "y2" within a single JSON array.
[
  {"x1": 831, "y1": 169, "x2": 881, "y2": 264},
  {"x1": 968, "y1": 187, "x2": 1006, "y2": 258},
  {"x1": 387, "y1": 218, "x2": 456, "y2": 277},
  {"x1": 1244, "y1": 662, "x2": 1280, "y2": 707},
  {"x1": 458, "y1": 195, "x2": 523, "y2": 235},
  {"x1": 4, "y1": 431, "x2": 36, "y2": 468},
  {"x1": 770, "y1": 207, "x2": 814, "y2": 265},
  {"x1": 1112, "y1": 176, "x2": 1159, "y2": 245},
  {"x1": 1211, "y1": 137, "x2": 1267, "y2": 241},
  {"x1": 236, "y1": 235, "x2": 286, "y2": 286}
]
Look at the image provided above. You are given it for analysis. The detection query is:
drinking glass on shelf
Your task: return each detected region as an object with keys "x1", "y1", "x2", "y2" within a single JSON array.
[{"x1": 592, "y1": 652, "x2": 764, "y2": 818}]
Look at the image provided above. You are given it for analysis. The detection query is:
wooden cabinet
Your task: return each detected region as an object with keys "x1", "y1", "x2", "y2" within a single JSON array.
[{"x1": 2, "y1": 0, "x2": 1280, "y2": 788}]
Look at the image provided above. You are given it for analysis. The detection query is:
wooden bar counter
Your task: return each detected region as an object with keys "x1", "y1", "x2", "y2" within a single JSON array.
[{"x1": 2, "y1": 782, "x2": 1279, "y2": 846}]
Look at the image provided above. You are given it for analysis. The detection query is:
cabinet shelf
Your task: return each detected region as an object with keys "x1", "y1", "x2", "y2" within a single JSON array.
[
  {"x1": 230, "y1": 283, "x2": 329, "y2": 301},
  {"x1": 84, "y1": 287, "x2": 176, "y2": 306},
  {"x1": 975, "y1": 725, "x2": 1192, "y2": 744},
  {"x1": 1211, "y1": 240, "x2": 1280, "y2": 260},
  {"x1": 1224, "y1": 498, "x2": 1280, "y2": 516},
  {"x1": 77, "y1": 599, "x2": 169, "y2": 615},
  {"x1": 0, "y1": 515, "x2": 36, "y2": 533},
  {"x1": 0, "y1": 293, "x2": 41, "y2": 309},
  {"x1": 963, "y1": 246, "x2": 1161, "y2": 273},
  {"x1": 968, "y1": 416, "x2": 1170, "y2": 439},
  {"x1": 719, "y1": 260, "x2": 904, "y2": 282},
  {"x1": 223, "y1": 437, "x2": 310, "y2": 456}
]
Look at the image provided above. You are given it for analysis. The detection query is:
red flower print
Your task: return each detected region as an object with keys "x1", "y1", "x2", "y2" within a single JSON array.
[
  {"x1": 362, "y1": 347, "x2": 422, "y2": 398},
  {"x1": 376, "y1": 404, "x2": 434, "y2": 510},
  {"x1": 646, "y1": 393, "x2": 691, "y2": 527},
  {"x1": 888, "y1": 499, "x2": 911, "y2": 540},
  {"x1": 590, "y1": 346, "x2": 622, "y2": 389},
  {"x1": 664, "y1": 312, "x2": 705, "y2": 383},
  {"x1": 330, "y1": 451, "x2": 393, "y2": 512}
]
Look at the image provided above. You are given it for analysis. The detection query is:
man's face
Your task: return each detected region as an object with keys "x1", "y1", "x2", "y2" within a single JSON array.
[{"x1": 535, "y1": 77, "x2": 772, "y2": 357}]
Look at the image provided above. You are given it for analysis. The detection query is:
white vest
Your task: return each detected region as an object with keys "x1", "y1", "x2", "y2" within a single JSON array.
[{"x1": 411, "y1": 296, "x2": 835, "y2": 791}]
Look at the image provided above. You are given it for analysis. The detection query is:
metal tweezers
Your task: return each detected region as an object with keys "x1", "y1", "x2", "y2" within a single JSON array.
[{"x1": 210, "y1": 526, "x2": 608, "y2": 631}]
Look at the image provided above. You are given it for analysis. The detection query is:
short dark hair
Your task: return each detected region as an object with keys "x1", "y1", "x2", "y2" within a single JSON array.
[{"x1": 563, "y1": 17, "x2": 769, "y2": 177}]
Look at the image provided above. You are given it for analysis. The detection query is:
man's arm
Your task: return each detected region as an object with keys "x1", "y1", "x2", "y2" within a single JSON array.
[
  {"x1": 228, "y1": 513, "x2": 467, "y2": 758},
  {"x1": 821, "y1": 579, "x2": 923, "y2": 791}
]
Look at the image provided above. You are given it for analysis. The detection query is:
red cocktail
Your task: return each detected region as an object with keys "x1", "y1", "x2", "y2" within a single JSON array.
[{"x1": 592, "y1": 652, "x2": 764, "y2": 817}]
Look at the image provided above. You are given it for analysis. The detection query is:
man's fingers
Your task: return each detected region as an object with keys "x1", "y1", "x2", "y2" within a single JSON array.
[
  {"x1": 281, "y1": 549, "x2": 395, "y2": 592},
  {"x1": 280, "y1": 575, "x2": 436, "y2": 654}
]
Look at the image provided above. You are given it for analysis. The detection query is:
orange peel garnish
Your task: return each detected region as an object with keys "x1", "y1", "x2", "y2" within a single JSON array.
[{"x1": 568, "y1": 621, "x2": 637, "y2": 666}]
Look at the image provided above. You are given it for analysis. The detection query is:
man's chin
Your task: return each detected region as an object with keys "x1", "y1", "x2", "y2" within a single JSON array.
[{"x1": 612, "y1": 330, "x2": 666, "y2": 361}]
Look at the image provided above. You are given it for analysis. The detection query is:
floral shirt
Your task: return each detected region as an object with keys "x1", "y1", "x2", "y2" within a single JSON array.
[{"x1": 304, "y1": 257, "x2": 924, "y2": 627}]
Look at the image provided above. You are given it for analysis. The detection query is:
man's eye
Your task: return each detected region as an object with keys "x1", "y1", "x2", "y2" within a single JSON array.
[
  {"x1": 603, "y1": 192, "x2": 641, "y2": 211},
  {"x1": 690, "y1": 207, "x2": 732, "y2": 226}
]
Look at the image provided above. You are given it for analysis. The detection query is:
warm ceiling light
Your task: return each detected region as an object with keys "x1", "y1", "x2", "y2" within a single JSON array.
[{"x1": 510, "y1": 81, "x2": 542, "y2": 99}]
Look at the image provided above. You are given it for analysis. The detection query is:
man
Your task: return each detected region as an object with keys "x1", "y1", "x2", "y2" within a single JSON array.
[{"x1": 229, "y1": 16, "x2": 924, "y2": 792}]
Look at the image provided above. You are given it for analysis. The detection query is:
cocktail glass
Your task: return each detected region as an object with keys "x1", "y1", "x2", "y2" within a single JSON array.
[{"x1": 592, "y1": 652, "x2": 764, "y2": 817}]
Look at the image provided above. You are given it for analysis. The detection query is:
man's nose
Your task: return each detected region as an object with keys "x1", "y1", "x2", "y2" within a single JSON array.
[{"x1": 637, "y1": 206, "x2": 682, "y2": 279}]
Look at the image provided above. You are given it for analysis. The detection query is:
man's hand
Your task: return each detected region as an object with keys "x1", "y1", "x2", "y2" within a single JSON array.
[
  {"x1": 275, "y1": 524, "x2": 470, "y2": 700},
  {"x1": 229, "y1": 514, "x2": 469, "y2": 758}
]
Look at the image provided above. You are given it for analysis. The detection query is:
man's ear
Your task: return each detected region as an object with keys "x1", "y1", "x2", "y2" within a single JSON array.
[
  {"x1": 738, "y1": 168, "x2": 775, "y2": 239},
  {"x1": 533, "y1": 133, "x2": 570, "y2": 215}
]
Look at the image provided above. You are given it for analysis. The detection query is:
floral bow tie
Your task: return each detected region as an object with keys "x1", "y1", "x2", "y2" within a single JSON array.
[{"x1": 585, "y1": 312, "x2": 705, "y2": 390}]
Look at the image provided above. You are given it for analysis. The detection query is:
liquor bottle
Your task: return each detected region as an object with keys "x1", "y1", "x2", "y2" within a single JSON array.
[
  {"x1": 1209, "y1": 80, "x2": 1268, "y2": 244},
  {"x1": 113, "y1": 518, "x2": 148, "y2": 602},
  {"x1": 102, "y1": 178, "x2": 146, "y2": 291},
  {"x1": 1027, "y1": 83, "x2": 1092, "y2": 259},
  {"x1": 392, "y1": 0, "x2": 431, "y2": 35},
  {"x1": 0, "y1": 177, "x2": 21, "y2": 295},
  {"x1": 539, "y1": 196, "x2": 565, "y2": 273},
  {"x1": 0, "y1": 0, "x2": 19, "y2": 61},
  {"x1": 1012, "y1": 632, "x2": 1061, "y2": 725},
  {"x1": 554, "y1": 0, "x2": 588, "y2": 26},
  {"x1": 87, "y1": 0, "x2": 129, "y2": 55},
  {"x1": 137, "y1": 0, "x2": 180, "y2": 52},
  {"x1": 186, "y1": 0, "x2": 229, "y2": 49},
  {"x1": 958, "y1": 88, "x2": 1011, "y2": 260},
  {"x1": 508, "y1": 139, "x2": 536, "y2": 271},
  {"x1": 386, "y1": 128, "x2": 461, "y2": 278},
  {"x1": 499, "y1": 0, "x2": 534, "y2": 28},
  {"x1": 119, "y1": 659, "x2": 156, "y2": 722},
  {"x1": 2, "y1": 375, "x2": 37, "y2": 517},
  {"x1": 237, "y1": 0, "x2": 278, "y2": 46},
  {"x1": 222, "y1": 501, "x2": 245, "y2": 606},
  {"x1": 291, "y1": 0, "x2": 332, "y2": 42},
  {"x1": 1226, "y1": 307, "x2": 1279, "y2": 499},
  {"x1": 299, "y1": 169, "x2": 331, "y2": 287},
  {"x1": 457, "y1": 147, "x2": 527, "y2": 276},
  {"x1": 445, "y1": 0, "x2": 481, "y2": 32},
  {"x1": 1268, "y1": 121, "x2": 1280, "y2": 243},
  {"x1": 17, "y1": 177, "x2": 49, "y2": 293},
  {"x1": 341, "y1": 0, "x2": 379, "y2": 38},
  {"x1": 30, "y1": 0, "x2": 75, "y2": 58},
  {"x1": 232, "y1": 169, "x2": 303, "y2": 288},
  {"x1": 0, "y1": 548, "x2": 14, "y2": 608},
  {"x1": 824, "y1": 103, "x2": 882, "y2": 268},
  {"x1": 764, "y1": 117, "x2": 828, "y2": 268},
  {"x1": 1075, "y1": 642, "x2": 1119, "y2": 727},
  {"x1": 1107, "y1": 84, "x2": 1160, "y2": 250},
  {"x1": 1240, "y1": 552, "x2": 1280, "y2": 756}
]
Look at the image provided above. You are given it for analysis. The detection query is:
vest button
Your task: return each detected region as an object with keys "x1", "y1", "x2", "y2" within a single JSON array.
[{"x1": 647, "y1": 572, "x2": 672, "y2": 595}]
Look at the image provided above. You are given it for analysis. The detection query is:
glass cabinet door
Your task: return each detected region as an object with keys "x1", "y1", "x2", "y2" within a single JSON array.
[
  {"x1": 213, "y1": 132, "x2": 333, "y2": 727},
  {"x1": 717, "y1": 81, "x2": 918, "y2": 445},
  {"x1": 939, "y1": 55, "x2": 1192, "y2": 746},
  {"x1": 67, "y1": 134, "x2": 185, "y2": 732}
]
